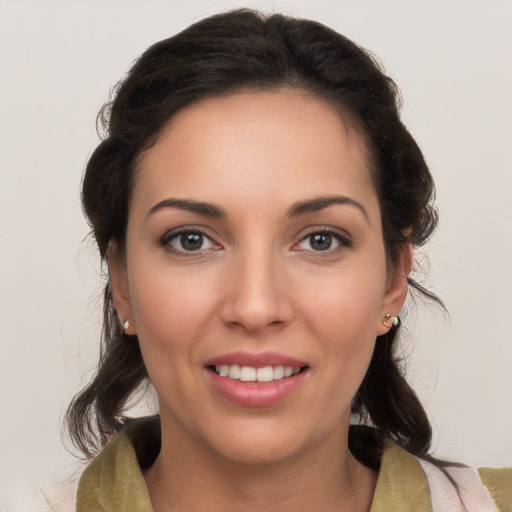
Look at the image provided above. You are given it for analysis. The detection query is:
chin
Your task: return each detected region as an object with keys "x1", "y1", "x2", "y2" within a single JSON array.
[
  {"x1": 202, "y1": 418, "x2": 331, "y2": 467},
  {"x1": 213, "y1": 436, "x2": 301, "y2": 466}
]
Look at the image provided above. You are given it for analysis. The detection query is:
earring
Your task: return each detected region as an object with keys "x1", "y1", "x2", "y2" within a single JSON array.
[
  {"x1": 123, "y1": 320, "x2": 130, "y2": 331},
  {"x1": 382, "y1": 314, "x2": 400, "y2": 328}
]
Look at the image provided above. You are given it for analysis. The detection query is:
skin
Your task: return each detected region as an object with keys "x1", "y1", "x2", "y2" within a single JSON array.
[{"x1": 109, "y1": 89, "x2": 410, "y2": 511}]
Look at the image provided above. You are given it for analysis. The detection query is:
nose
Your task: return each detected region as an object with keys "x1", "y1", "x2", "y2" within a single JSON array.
[{"x1": 220, "y1": 247, "x2": 294, "y2": 333}]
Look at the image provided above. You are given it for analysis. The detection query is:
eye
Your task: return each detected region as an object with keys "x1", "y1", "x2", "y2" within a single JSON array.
[
  {"x1": 161, "y1": 229, "x2": 219, "y2": 254},
  {"x1": 295, "y1": 229, "x2": 352, "y2": 252}
]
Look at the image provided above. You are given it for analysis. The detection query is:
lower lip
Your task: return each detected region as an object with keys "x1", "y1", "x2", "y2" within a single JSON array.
[{"x1": 206, "y1": 369, "x2": 308, "y2": 407}]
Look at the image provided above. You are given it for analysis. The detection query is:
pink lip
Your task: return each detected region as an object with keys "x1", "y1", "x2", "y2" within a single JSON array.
[
  {"x1": 203, "y1": 351, "x2": 309, "y2": 408},
  {"x1": 206, "y1": 369, "x2": 308, "y2": 407},
  {"x1": 204, "y1": 351, "x2": 307, "y2": 368}
]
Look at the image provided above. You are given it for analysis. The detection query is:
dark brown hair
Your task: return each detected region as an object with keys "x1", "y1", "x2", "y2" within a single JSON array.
[{"x1": 67, "y1": 9, "x2": 439, "y2": 465}]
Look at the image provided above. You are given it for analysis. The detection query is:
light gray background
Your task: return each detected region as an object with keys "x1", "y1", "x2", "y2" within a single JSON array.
[{"x1": 1, "y1": 0, "x2": 511, "y2": 487}]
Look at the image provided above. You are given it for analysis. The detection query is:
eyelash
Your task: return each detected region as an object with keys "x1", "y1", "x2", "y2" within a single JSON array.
[
  {"x1": 159, "y1": 226, "x2": 353, "y2": 256},
  {"x1": 293, "y1": 227, "x2": 353, "y2": 253},
  {"x1": 159, "y1": 227, "x2": 220, "y2": 256}
]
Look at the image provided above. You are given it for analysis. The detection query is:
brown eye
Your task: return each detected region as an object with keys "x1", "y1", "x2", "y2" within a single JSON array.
[
  {"x1": 162, "y1": 230, "x2": 218, "y2": 254},
  {"x1": 180, "y1": 233, "x2": 204, "y2": 251}
]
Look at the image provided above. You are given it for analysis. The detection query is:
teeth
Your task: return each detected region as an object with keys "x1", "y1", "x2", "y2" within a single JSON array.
[
  {"x1": 256, "y1": 366, "x2": 274, "y2": 382},
  {"x1": 214, "y1": 364, "x2": 302, "y2": 382},
  {"x1": 228, "y1": 365, "x2": 240, "y2": 379},
  {"x1": 240, "y1": 366, "x2": 256, "y2": 381},
  {"x1": 273, "y1": 366, "x2": 285, "y2": 379}
]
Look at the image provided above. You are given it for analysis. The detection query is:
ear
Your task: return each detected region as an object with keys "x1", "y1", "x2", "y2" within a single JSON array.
[
  {"x1": 376, "y1": 241, "x2": 412, "y2": 336},
  {"x1": 107, "y1": 241, "x2": 136, "y2": 335}
]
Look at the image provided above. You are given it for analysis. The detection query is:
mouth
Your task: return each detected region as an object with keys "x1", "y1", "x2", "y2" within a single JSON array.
[
  {"x1": 208, "y1": 364, "x2": 309, "y2": 382},
  {"x1": 204, "y1": 352, "x2": 310, "y2": 406}
]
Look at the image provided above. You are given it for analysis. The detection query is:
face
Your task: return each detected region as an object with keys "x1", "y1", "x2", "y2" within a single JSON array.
[{"x1": 110, "y1": 90, "x2": 408, "y2": 465}]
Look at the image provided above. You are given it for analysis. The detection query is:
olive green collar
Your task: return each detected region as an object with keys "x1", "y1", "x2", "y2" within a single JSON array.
[
  {"x1": 76, "y1": 422, "x2": 154, "y2": 512},
  {"x1": 77, "y1": 419, "x2": 433, "y2": 512}
]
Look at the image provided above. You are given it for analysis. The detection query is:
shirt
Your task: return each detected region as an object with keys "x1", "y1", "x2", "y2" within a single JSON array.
[{"x1": 76, "y1": 417, "x2": 512, "y2": 511}]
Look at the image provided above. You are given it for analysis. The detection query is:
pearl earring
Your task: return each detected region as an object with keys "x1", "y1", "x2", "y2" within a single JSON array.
[{"x1": 383, "y1": 314, "x2": 399, "y2": 328}]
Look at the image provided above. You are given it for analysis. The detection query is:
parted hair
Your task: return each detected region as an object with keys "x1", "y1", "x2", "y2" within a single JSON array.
[{"x1": 67, "y1": 9, "x2": 439, "y2": 466}]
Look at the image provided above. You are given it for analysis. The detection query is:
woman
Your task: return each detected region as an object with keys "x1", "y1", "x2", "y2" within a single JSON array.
[{"x1": 67, "y1": 9, "x2": 511, "y2": 511}]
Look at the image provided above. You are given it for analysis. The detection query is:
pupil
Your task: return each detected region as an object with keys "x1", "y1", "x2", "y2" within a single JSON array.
[
  {"x1": 181, "y1": 233, "x2": 203, "y2": 250},
  {"x1": 311, "y1": 233, "x2": 331, "y2": 251}
]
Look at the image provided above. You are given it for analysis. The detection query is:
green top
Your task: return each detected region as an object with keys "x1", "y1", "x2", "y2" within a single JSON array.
[{"x1": 77, "y1": 420, "x2": 512, "y2": 511}]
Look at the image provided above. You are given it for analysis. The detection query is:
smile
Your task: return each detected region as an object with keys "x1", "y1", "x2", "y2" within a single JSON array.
[
  {"x1": 204, "y1": 352, "x2": 310, "y2": 406},
  {"x1": 213, "y1": 364, "x2": 303, "y2": 382}
]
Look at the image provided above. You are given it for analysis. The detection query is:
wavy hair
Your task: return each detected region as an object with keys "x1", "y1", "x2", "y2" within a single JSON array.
[{"x1": 67, "y1": 9, "x2": 439, "y2": 465}]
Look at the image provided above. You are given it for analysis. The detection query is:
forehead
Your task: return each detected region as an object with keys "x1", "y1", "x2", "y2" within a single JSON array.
[{"x1": 134, "y1": 89, "x2": 378, "y2": 217}]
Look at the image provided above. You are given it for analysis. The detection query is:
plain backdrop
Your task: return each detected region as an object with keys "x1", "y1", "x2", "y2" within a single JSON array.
[{"x1": 1, "y1": 0, "x2": 511, "y2": 489}]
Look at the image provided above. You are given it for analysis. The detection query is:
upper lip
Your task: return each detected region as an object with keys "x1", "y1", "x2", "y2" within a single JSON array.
[{"x1": 204, "y1": 351, "x2": 308, "y2": 368}]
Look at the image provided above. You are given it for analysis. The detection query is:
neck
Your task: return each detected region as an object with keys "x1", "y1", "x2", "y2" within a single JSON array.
[{"x1": 144, "y1": 418, "x2": 377, "y2": 512}]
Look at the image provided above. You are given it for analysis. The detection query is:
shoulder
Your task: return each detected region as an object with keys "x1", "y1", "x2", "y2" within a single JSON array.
[
  {"x1": 1, "y1": 479, "x2": 56, "y2": 512},
  {"x1": 76, "y1": 416, "x2": 159, "y2": 512},
  {"x1": 371, "y1": 441, "x2": 432, "y2": 511},
  {"x1": 417, "y1": 457, "x2": 511, "y2": 512},
  {"x1": 373, "y1": 441, "x2": 511, "y2": 512},
  {"x1": 478, "y1": 467, "x2": 512, "y2": 512},
  {"x1": 1, "y1": 471, "x2": 80, "y2": 512}
]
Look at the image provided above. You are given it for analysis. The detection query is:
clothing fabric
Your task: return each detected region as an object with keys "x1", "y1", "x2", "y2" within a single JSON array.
[
  {"x1": 0, "y1": 470, "x2": 80, "y2": 512},
  {"x1": 76, "y1": 418, "x2": 512, "y2": 511}
]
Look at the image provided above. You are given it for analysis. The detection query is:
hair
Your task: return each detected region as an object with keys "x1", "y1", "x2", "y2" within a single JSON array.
[{"x1": 67, "y1": 9, "x2": 440, "y2": 466}]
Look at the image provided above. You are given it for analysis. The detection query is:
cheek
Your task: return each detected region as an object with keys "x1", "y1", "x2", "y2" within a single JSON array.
[
  {"x1": 127, "y1": 263, "x2": 220, "y2": 373},
  {"x1": 297, "y1": 263, "x2": 385, "y2": 385},
  {"x1": 126, "y1": 270, "x2": 220, "y2": 426},
  {"x1": 300, "y1": 263, "x2": 386, "y2": 338}
]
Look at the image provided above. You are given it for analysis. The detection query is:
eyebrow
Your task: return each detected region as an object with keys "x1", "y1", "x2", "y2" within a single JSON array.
[
  {"x1": 287, "y1": 195, "x2": 370, "y2": 223},
  {"x1": 147, "y1": 198, "x2": 226, "y2": 219},
  {"x1": 147, "y1": 195, "x2": 369, "y2": 223}
]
